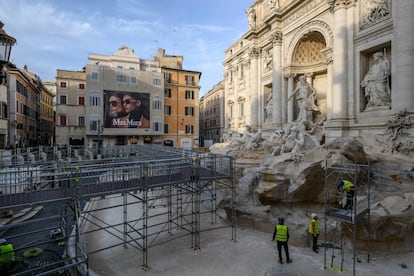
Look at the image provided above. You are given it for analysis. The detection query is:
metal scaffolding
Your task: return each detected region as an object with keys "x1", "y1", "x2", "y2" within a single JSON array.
[
  {"x1": 323, "y1": 158, "x2": 371, "y2": 276},
  {"x1": 0, "y1": 145, "x2": 235, "y2": 275}
]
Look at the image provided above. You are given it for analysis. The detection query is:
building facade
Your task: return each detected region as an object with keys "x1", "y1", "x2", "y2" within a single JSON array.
[
  {"x1": 155, "y1": 49, "x2": 201, "y2": 149},
  {"x1": 55, "y1": 47, "x2": 200, "y2": 149},
  {"x1": 223, "y1": 0, "x2": 414, "y2": 149},
  {"x1": 199, "y1": 80, "x2": 225, "y2": 147},
  {"x1": 55, "y1": 69, "x2": 86, "y2": 146},
  {"x1": 8, "y1": 66, "x2": 42, "y2": 148}
]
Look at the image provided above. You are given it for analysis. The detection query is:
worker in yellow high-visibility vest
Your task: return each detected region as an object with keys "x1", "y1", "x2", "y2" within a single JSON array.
[
  {"x1": 337, "y1": 179, "x2": 355, "y2": 210},
  {"x1": 0, "y1": 238, "x2": 14, "y2": 273},
  {"x1": 272, "y1": 217, "x2": 292, "y2": 264},
  {"x1": 308, "y1": 213, "x2": 319, "y2": 253}
]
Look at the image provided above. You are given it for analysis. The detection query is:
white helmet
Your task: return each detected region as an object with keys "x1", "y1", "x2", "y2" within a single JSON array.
[
  {"x1": 0, "y1": 238, "x2": 7, "y2": 245},
  {"x1": 311, "y1": 213, "x2": 317, "y2": 219}
]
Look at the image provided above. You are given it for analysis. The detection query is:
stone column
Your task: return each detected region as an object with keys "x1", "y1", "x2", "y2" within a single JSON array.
[
  {"x1": 331, "y1": 1, "x2": 349, "y2": 119},
  {"x1": 392, "y1": 0, "x2": 414, "y2": 112},
  {"x1": 249, "y1": 47, "x2": 260, "y2": 128},
  {"x1": 325, "y1": 55, "x2": 334, "y2": 120},
  {"x1": 282, "y1": 75, "x2": 288, "y2": 124},
  {"x1": 287, "y1": 74, "x2": 295, "y2": 122},
  {"x1": 271, "y1": 31, "x2": 283, "y2": 126}
]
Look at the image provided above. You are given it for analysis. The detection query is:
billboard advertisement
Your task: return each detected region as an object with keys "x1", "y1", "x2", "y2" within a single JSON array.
[{"x1": 104, "y1": 90, "x2": 150, "y2": 128}]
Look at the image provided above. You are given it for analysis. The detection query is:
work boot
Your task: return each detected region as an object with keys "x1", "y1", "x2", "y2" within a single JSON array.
[
  {"x1": 287, "y1": 259, "x2": 292, "y2": 263},
  {"x1": 278, "y1": 259, "x2": 283, "y2": 264}
]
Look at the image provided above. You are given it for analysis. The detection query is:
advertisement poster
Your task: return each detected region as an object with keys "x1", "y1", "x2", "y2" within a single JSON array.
[{"x1": 104, "y1": 90, "x2": 150, "y2": 128}]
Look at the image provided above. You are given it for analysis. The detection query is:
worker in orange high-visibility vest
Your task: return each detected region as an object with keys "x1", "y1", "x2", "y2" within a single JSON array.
[
  {"x1": 272, "y1": 217, "x2": 292, "y2": 264},
  {"x1": 308, "y1": 213, "x2": 319, "y2": 253}
]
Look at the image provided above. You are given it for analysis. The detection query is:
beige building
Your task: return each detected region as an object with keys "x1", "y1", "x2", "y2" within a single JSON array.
[
  {"x1": 7, "y1": 66, "x2": 42, "y2": 147},
  {"x1": 223, "y1": 0, "x2": 414, "y2": 147},
  {"x1": 55, "y1": 47, "x2": 200, "y2": 149},
  {"x1": 55, "y1": 69, "x2": 86, "y2": 146},
  {"x1": 199, "y1": 80, "x2": 225, "y2": 147},
  {"x1": 86, "y1": 46, "x2": 164, "y2": 147}
]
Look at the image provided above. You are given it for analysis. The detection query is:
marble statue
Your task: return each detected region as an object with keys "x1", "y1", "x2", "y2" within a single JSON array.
[
  {"x1": 264, "y1": 91, "x2": 273, "y2": 121},
  {"x1": 270, "y1": 123, "x2": 320, "y2": 156},
  {"x1": 288, "y1": 75, "x2": 319, "y2": 125},
  {"x1": 264, "y1": 52, "x2": 273, "y2": 70},
  {"x1": 246, "y1": 7, "x2": 256, "y2": 28},
  {"x1": 361, "y1": 51, "x2": 391, "y2": 109},
  {"x1": 231, "y1": 125, "x2": 263, "y2": 150}
]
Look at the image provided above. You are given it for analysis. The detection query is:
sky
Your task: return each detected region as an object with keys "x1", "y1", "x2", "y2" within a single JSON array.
[{"x1": 0, "y1": 0, "x2": 253, "y2": 96}]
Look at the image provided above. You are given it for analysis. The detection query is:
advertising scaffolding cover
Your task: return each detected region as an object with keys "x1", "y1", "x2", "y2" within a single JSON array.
[{"x1": 104, "y1": 90, "x2": 150, "y2": 128}]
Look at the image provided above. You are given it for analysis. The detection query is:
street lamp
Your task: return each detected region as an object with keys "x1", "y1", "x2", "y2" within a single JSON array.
[{"x1": 0, "y1": 21, "x2": 16, "y2": 84}]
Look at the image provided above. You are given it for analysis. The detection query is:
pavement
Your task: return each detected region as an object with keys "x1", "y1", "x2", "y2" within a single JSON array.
[
  {"x1": 81, "y1": 196, "x2": 414, "y2": 276},
  {"x1": 2, "y1": 198, "x2": 413, "y2": 276},
  {"x1": 85, "y1": 223, "x2": 413, "y2": 276}
]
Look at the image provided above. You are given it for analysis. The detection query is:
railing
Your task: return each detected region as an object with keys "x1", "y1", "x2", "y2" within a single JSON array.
[{"x1": 0, "y1": 145, "x2": 233, "y2": 210}]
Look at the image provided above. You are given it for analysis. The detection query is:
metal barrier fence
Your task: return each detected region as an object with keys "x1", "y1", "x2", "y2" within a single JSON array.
[{"x1": 0, "y1": 145, "x2": 233, "y2": 210}]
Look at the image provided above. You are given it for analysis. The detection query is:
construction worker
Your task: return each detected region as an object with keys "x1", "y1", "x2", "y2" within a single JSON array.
[
  {"x1": 337, "y1": 180, "x2": 355, "y2": 209},
  {"x1": 272, "y1": 217, "x2": 292, "y2": 264},
  {"x1": 308, "y1": 213, "x2": 319, "y2": 253},
  {"x1": 0, "y1": 238, "x2": 14, "y2": 273}
]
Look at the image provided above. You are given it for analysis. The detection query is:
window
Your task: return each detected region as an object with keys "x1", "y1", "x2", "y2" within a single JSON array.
[
  {"x1": 117, "y1": 75, "x2": 126, "y2": 82},
  {"x1": 164, "y1": 88, "x2": 171, "y2": 98},
  {"x1": 78, "y1": 116, "x2": 85, "y2": 126},
  {"x1": 60, "y1": 95, "x2": 67, "y2": 105},
  {"x1": 164, "y1": 124, "x2": 169, "y2": 134},
  {"x1": 185, "y1": 75, "x2": 194, "y2": 85},
  {"x1": 185, "y1": 124, "x2": 194, "y2": 134},
  {"x1": 131, "y1": 76, "x2": 137, "y2": 84},
  {"x1": 78, "y1": 96, "x2": 85, "y2": 105},
  {"x1": 164, "y1": 72, "x2": 171, "y2": 83},
  {"x1": 60, "y1": 82, "x2": 67, "y2": 88},
  {"x1": 239, "y1": 102, "x2": 244, "y2": 116},
  {"x1": 79, "y1": 83, "x2": 85, "y2": 89},
  {"x1": 185, "y1": 106, "x2": 194, "y2": 116},
  {"x1": 153, "y1": 78, "x2": 161, "y2": 85},
  {"x1": 90, "y1": 120, "x2": 99, "y2": 132},
  {"x1": 164, "y1": 105, "x2": 171, "y2": 115},
  {"x1": 153, "y1": 100, "x2": 162, "y2": 110},
  {"x1": 240, "y1": 64, "x2": 244, "y2": 78},
  {"x1": 0, "y1": 102, "x2": 7, "y2": 119},
  {"x1": 89, "y1": 96, "x2": 101, "y2": 107},
  {"x1": 91, "y1": 72, "x2": 98, "y2": 80},
  {"x1": 185, "y1": 90, "x2": 194, "y2": 99},
  {"x1": 60, "y1": 115, "x2": 67, "y2": 126},
  {"x1": 153, "y1": 122, "x2": 161, "y2": 132}
]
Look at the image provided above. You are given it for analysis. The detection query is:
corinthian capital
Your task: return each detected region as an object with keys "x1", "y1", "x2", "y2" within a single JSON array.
[
  {"x1": 270, "y1": 31, "x2": 283, "y2": 45},
  {"x1": 249, "y1": 47, "x2": 261, "y2": 58},
  {"x1": 328, "y1": 0, "x2": 352, "y2": 12}
]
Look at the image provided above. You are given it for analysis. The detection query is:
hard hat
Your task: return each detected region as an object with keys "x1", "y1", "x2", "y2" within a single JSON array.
[
  {"x1": 311, "y1": 213, "x2": 317, "y2": 219},
  {"x1": 0, "y1": 238, "x2": 7, "y2": 245},
  {"x1": 337, "y1": 180, "x2": 344, "y2": 192},
  {"x1": 278, "y1": 217, "x2": 284, "y2": 224}
]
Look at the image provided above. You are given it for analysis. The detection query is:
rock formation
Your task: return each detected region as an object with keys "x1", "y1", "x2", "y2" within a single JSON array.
[{"x1": 211, "y1": 115, "x2": 414, "y2": 252}]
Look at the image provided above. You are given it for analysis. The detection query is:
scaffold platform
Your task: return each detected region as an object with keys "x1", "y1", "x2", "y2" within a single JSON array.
[{"x1": 0, "y1": 145, "x2": 236, "y2": 275}]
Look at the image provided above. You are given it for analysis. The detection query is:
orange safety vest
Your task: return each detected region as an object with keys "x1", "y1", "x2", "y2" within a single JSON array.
[{"x1": 308, "y1": 219, "x2": 319, "y2": 234}]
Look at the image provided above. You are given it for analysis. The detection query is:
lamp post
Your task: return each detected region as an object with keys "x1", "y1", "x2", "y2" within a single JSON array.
[
  {"x1": 0, "y1": 21, "x2": 16, "y2": 84},
  {"x1": 0, "y1": 21, "x2": 16, "y2": 149}
]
